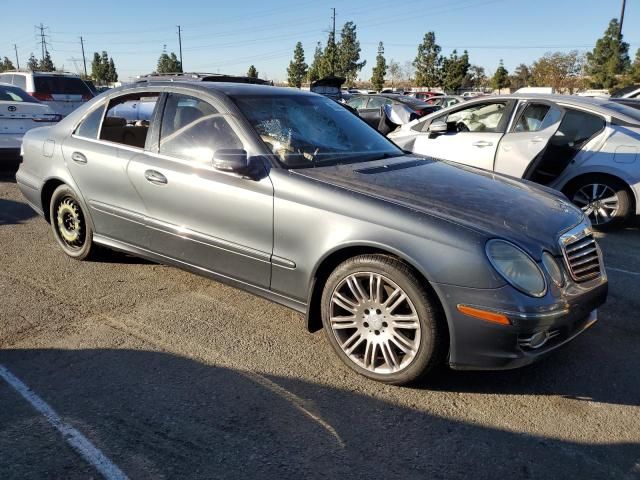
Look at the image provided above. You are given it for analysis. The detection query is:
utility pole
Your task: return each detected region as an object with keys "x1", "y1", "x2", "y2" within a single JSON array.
[
  {"x1": 619, "y1": 0, "x2": 627, "y2": 39},
  {"x1": 177, "y1": 25, "x2": 183, "y2": 71},
  {"x1": 14, "y1": 44, "x2": 20, "y2": 69},
  {"x1": 36, "y1": 23, "x2": 50, "y2": 62},
  {"x1": 331, "y1": 7, "x2": 336, "y2": 75},
  {"x1": 79, "y1": 36, "x2": 87, "y2": 77}
]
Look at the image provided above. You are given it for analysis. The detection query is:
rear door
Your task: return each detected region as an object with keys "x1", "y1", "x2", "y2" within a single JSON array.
[
  {"x1": 33, "y1": 76, "x2": 92, "y2": 116},
  {"x1": 493, "y1": 101, "x2": 563, "y2": 178},
  {"x1": 358, "y1": 96, "x2": 389, "y2": 128},
  {"x1": 411, "y1": 100, "x2": 514, "y2": 171}
]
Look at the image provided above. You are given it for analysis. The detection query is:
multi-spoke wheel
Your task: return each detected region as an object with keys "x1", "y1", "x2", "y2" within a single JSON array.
[
  {"x1": 321, "y1": 254, "x2": 445, "y2": 384},
  {"x1": 49, "y1": 184, "x2": 97, "y2": 260},
  {"x1": 567, "y1": 176, "x2": 631, "y2": 231}
]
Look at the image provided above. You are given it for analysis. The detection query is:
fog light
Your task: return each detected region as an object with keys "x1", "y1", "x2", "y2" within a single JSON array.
[{"x1": 518, "y1": 329, "x2": 560, "y2": 349}]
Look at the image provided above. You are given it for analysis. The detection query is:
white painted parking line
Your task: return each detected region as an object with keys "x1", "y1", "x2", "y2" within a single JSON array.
[
  {"x1": 0, "y1": 364, "x2": 128, "y2": 480},
  {"x1": 607, "y1": 267, "x2": 640, "y2": 277}
]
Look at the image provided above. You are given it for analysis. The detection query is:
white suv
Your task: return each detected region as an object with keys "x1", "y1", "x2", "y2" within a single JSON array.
[{"x1": 0, "y1": 71, "x2": 93, "y2": 117}]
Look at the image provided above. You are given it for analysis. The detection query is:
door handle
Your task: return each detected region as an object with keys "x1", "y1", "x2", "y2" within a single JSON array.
[
  {"x1": 530, "y1": 137, "x2": 545, "y2": 144},
  {"x1": 71, "y1": 151, "x2": 87, "y2": 164},
  {"x1": 472, "y1": 141, "x2": 493, "y2": 148},
  {"x1": 144, "y1": 169, "x2": 167, "y2": 185}
]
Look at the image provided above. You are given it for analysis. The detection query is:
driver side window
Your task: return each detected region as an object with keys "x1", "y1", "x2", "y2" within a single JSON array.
[{"x1": 444, "y1": 102, "x2": 508, "y2": 133}]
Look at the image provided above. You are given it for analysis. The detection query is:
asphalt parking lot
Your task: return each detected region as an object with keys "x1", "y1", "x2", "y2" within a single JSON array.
[{"x1": 0, "y1": 169, "x2": 639, "y2": 480}]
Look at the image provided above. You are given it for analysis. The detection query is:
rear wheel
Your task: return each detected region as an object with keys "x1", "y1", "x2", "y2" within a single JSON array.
[
  {"x1": 567, "y1": 176, "x2": 632, "y2": 230},
  {"x1": 321, "y1": 254, "x2": 445, "y2": 385},
  {"x1": 49, "y1": 185, "x2": 97, "y2": 260}
]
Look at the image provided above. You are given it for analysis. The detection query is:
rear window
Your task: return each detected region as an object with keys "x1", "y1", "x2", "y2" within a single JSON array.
[
  {"x1": 34, "y1": 76, "x2": 91, "y2": 95},
  {"x1": 0, "y1": 85, "x2": 39, "y2": 103}
]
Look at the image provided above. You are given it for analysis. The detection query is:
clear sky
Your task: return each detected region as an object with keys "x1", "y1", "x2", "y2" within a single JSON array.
[{"x1": 2, "y1": 0, "x2": 638, "y2": 83}]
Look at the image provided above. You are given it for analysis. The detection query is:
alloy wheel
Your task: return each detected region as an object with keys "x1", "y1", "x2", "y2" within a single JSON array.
[
  {"x1": 571, "y1": 183, "x2": 619, "y2": 226},
  {"x1": 55, "y1": 196, "x2": 85, "y2": 249},
  {"x1": 329, "y1": 272, "x2": 421, "y2": 374}
]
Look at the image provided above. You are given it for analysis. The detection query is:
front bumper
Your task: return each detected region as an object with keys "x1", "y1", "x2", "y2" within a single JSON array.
[{"x1": 433, "y1": 276, "x2": 608, "y2": 370}]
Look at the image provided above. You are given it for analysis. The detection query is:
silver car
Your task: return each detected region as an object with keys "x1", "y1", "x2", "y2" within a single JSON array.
[
  {"x1": 16, "y1": 82, "x2": 607, "y2": 385},
  {"x1": 389, "y1": 94, "x2": 640, "y2": 229}
]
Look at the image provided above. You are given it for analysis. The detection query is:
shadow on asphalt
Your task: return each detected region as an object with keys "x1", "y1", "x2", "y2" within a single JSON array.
[
  {"x1": 0, "y1": 348, "x2": 637, "y2": 479},
  {"x1": 0, "y1": 199, "x2": 36, "y2": 226}
]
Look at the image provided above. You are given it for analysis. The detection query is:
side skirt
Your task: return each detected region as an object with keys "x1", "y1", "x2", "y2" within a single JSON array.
[{"x1": 93, "y1": 234, "x2": 308, "y2": 315}]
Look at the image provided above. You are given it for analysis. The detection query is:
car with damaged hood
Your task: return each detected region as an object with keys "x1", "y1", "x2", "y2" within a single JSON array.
[
  {"x1": 389, "y1": 94, "x2": 640, "y2": 230},
  {"x1": 17, "y1": 83, "x2": 607, "y2": 385}
]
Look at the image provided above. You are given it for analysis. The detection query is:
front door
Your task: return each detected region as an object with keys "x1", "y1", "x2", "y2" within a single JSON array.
[
  {"x1": 412, "y1": 100, "x2": 513, "y2": 171},
  {"x1": 128, "y1": 92, "x2": 274, "y2": 287}
]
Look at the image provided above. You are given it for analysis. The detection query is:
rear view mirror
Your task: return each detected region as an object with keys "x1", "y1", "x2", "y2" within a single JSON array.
[
  {"x1": 428, "y1": 121, "x2": 448, "y2": 134},
  {"x1": 213, "y1": 149, "x2": 248, "y2": 173}
]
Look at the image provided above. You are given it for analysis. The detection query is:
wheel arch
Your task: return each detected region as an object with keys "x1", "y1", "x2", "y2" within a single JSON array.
[
  {"x1": 305, "y1": 243, "x2": 449, "y2": 339},
  {"x1": 41, "y1": 177, "x2": 67, "y2": 223}
]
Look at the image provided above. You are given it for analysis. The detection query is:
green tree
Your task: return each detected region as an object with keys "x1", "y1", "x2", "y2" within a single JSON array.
[
  {"x1": 491, "y1": 60, "x2": 510, "y2": 93},
  {"x1": 320, "y1": 31, "x2": 338, "y2": 78},
  {"x1": 157, "y1": 51, "x2": 182, "y2": 74},
  {"x1": 38, "y1": 51, "x2": 55, "y2": 72},
  {"x1": 628, "y1": 49, "x2": 640, "y2": 83},
  {"x1": 510, "y1": 63, "x2": 532, "y2": 90},
  {"x1": 586, "y1": 18, "x2": 630, "y2": 89},
  {"x1": 531, "y1": 51, "x2": 585, "y2": 93},
  {"x1": 413, "y1": 32, "x2": 441, "y2": 88},
  {"x1": 287, "y1": 42, "x2": 308, "y2": 88},
  {"x1": 0, "y1": 57, "x2": 15, "y2": 72},
  {"x1": 464, "y1": 64, "x2": 487, "y2": 89},
  {"x1": 370, "y1": 42, "x2": 387, "y2": 91},
  {"x1": 336, "y1": 21, "x2": 365, "y2": 85},
  {"x1": 307, "y1": 42, "x2": 323, "y2": 82},
  {"x1": 26, "y1": 53, "x2": 39, "y2": 71},
  {"x1": 441, "y1": 49, "x2": 469, "y2": 93},
  {"x1": 91, "y1": 52, "x2": 104, "y2": 82},
  {"x1": 247, "y1": 65, "x2": 258, "y2": 78},
  {"x1": 388, "y1": 59, "x2": 401, "y2": 87},
  {"x1": 107, "y1": 57, "x2": 118, "y2": 83}
]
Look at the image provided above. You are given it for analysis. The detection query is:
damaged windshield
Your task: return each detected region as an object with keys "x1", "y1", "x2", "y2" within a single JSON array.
[{"x1": 232, "y1": 94, "x2": 402, "y2": 168}]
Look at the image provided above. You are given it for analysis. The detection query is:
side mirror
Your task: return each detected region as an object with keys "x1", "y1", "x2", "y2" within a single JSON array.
[
  {"x1": 427, "y1": 121, "x2": 448, "y2": 134},
  {"x1": 212, "y1": 149, "x2": 248, "y2": 173}
]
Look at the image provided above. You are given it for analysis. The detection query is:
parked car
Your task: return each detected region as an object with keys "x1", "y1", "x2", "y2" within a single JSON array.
[
  {"x1": 422, "y1": 95, "x2": 464, "y2": 108},
  {"x1": 0, "y1": 71, "x2": 93, "y2": 117},
  {"x1": 0, "y1": 82, "x2": 61, "y2": 160},
  {"x1": 389, "y1": 94, "x2": 640, "y2": 229},
  {"x1": 347, "y1": 94, "x2": 440, "y2": 131},
  {"x1": 610, "y1": 97, "x2": 640, "y2": 111},
  {"x1": 134, "y1": 72, "x2": 273, "y2": 86},
  {"x1": 17, "y1": 83, "x2": 607, "y2": 384},
  {"x1": 610, "y1": 85, "x2": 640, "y2": 99},
  {"x1": 412, "y1": 91, "x2": 444, "y2": 100}
]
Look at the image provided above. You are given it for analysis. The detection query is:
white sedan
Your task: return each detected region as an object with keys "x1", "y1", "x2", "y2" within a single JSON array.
[
  {"x1": 389, "y1": 94, "x2": 640, "y2": 229},
  {"x1": 0, "y1": 82, "x2": 60, "y2": 161}
]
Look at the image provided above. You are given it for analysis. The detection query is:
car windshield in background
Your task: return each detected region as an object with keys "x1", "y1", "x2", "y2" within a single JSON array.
[
  {"x1": 394, "y1": 95, "x2": 430, "y2": 109},
  {"x1": 603, "y1": 101, "x2": 640, "y2": 122},
  {"x1": 34, "y1": 76, "x2": 91, "y2": 95},
  {"x1": 232, "y1": 94, "x2": 402, "y2": 168},
  {"x1": 0, "y1": 85, "x2": 40, "y2": 103}
]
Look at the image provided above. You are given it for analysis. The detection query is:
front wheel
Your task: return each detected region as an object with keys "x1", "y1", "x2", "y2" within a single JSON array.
[
  {"x1": 567, "y1": 176, "x2": 632, "y2": 231},
  {"x1": 321, "y1": 254, "x2": 446, "y2": 385},
  {"x1": 49, "y1": 185, "x2": 97, "y2": 260}
]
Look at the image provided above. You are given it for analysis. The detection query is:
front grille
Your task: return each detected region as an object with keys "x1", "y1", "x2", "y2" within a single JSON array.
[{"x1": 562, "y1": 232, "x2": 602, "y2": 282}]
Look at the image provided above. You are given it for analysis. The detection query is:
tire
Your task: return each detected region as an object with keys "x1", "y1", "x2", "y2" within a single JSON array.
[
  {"x1": 321, "y1": 254, "x2": 446, "y2": 385},
  {"x1": 49, "y1": 185, "x2": 97, "y2": 260},
  {"x1": 566, "y1": 175, "x2": 632, "y2": 231}
]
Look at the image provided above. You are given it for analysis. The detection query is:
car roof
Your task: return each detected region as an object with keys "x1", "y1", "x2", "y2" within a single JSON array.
[
  {"x1": 4, "y1": 70, "x2": 81, "y2": 77},
  {"x1": 115, "y1": 80, "x2": 314, "y2": 98}
]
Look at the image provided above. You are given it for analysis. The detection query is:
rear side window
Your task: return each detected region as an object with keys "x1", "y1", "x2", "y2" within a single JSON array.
[
  {"x1": 347, "y1": 97, "x2": 366, "y2": 109},
  {"x1": 75, "y1": 105, "x2": 106, "y2": 139},
  {"x1": 0, "y1": 74, "x2": 14, "y2": 85},
  {"x1": 557, "y1": 109, "x2": 605, "y2": 144},
  {"x1": 0, "y1": 85, "x2": 38, "y2": 103},
  {"x1": 159, "y1": 93, "x2": 242, "y2": 163},
  {"x1": 13, "y1": 75, "x2": 27, "y2": 90},
  {"x1": 34, "y1": 76, "x2": 91, "y2": 95},
  {"x1": 99, "y1": 92, "x2": 160, "y2": 148},
  {"x1": 367, "y1": 96, "x2": 391, "y2": 109}
]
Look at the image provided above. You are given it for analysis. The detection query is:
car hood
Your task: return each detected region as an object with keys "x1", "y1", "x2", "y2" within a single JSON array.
[{"x1": 295, "y1": 156, "x2": 583, "y2": 258}]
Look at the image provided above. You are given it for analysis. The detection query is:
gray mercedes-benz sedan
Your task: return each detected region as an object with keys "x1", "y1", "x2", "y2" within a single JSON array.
[{"x1": 16, "y1": 82, "x2": 608, "y2": 384}]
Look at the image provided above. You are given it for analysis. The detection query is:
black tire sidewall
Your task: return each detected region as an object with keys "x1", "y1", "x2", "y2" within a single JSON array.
[
  {"x1": 49, "y1": 185, "x2": 94, "y2": 260},
  {"x1": 567, "y1": 176, "x2": 631, "y2": 231},
  {"x1": 321, "y1": 254, "x2": 443, "y2": 385}
]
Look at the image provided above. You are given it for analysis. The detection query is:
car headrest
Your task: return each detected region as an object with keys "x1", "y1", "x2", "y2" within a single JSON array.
[{"x1": 103, "y1": 116, "x2": 126, "y2": 127}]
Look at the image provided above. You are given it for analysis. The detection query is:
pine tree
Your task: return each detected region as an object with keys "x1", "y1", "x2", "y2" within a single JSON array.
[
  {"x1": 441, "y1": 49, "x2": 469, "y2": 93},
  {"x1": 107, "y1": 58, "x2": 118, "y2": 83},
  {"x1": 169, "y1": 53, "x2": 182, "y2": 73},
  {"x1": 247, "y1": 65, "x2": 258, "y2": 78},
  {"x1": 320, "y1": 31, "x2": 338, "y2": 78},
  {"x1": 491, "y1": 60, "x2": 510, "y2": 93},
  {"x1": 413, "y1": 32, "x2": 442, "y2": 88},
  {"x1": 336, "y1": 21, "x2": 365, "y2": 85},
  {"x1": 629, "y1": 49, "x2": 640, "y2": 83},
  {"x1": 510, "y1": 63, "x2": 532, "y2": 90},
  {"x1": 370, "y1": 42, "x2": 387, "y2": 92},
  {"x1": 287, "y1": 42, "x2": 308, "y2": 88},
  {"x1": 27, "y1": 53, "x2": 39, "y2": 71},
  {"x1": 156, "y1": 52, "x2": 182, "y2": 74},
  {"x1": 307, "y1": 42, "x2": 323, "y2": 83},
  {"x1": 39, "y1": 51, "x2": 55, "y2": 72},
  {"x1": 91, "y1": 52, "x2": 104, "y2": 82},
  {"x1": 586, "y1": 18, "x2": 630, "y2": 89},
  {"x1": 0, "y1": 57, "x2": 15, "y2": 72}
]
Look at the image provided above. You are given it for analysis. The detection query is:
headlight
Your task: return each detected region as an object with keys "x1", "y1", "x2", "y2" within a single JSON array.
[
  {"x1": 541, "y1": 252, "x2": 564, "y2": 287},
  {"x1": 486, "y1": 240, "x2": 546, "y2": 297}
]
